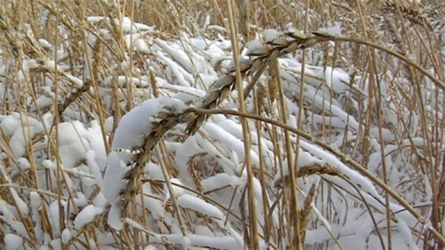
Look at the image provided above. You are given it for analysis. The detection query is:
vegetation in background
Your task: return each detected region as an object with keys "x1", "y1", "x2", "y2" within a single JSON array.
[{"x1": 0, "y1": 0, "x2": 444, "y2": 249}]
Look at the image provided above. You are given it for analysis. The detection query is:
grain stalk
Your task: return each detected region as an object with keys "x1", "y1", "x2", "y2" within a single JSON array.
[
  {"x1": 355, "y1": 2, "x2": 390, "y2": 248},
  {"x1": 226, "y1": 1, "x2": 259, "y2": 248}
]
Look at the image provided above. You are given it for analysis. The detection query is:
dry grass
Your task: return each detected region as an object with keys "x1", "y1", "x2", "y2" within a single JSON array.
[{"x1": 0, "y1": 0, "x2": 445, "y2": 249}]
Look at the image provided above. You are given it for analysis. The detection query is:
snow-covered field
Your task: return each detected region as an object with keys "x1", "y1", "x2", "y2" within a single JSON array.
[{"x1": 0, "y1": 1, "x2": 444, "y2": 249}]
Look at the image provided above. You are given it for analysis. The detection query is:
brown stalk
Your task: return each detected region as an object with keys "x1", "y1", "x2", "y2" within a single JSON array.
[{"x1": 226, "y1": 1, "x2": 259, "y2": 248}]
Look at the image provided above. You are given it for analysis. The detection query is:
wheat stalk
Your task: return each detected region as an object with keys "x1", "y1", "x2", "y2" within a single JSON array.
[{"x1": 382, "y1": 1, "x2": 433, "y2": 30}]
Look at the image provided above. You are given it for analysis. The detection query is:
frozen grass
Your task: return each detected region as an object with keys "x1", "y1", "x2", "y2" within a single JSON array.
[{"x1": 0, "y1": 0, "x2": 445, "y2": 249}]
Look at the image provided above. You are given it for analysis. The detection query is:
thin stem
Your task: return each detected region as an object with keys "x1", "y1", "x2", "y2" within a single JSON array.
[{"x1": 226, "y1": 1, "x2": 259, "y2": 248}]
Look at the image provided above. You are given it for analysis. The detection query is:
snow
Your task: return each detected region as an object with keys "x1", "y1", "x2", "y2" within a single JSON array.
[
  {"x1": 125, "y1": 33, "x2": 151, "y2": 53},
  {"x1": 10, "y1": 126, "x2": 38, "y2": 158},
  {"x1": 4, "y1": 234, "x2": 23, "y2": 250},
  {"x1": 150, "y1": 234, "x2": 240, "y2": 250},
  {"x1": 203, "y1": 122, "x2": 260, "y2": 168},
  {"x1": 87, "y1": 16, "x2": 155, "y2": 33},
  {"x1": 102, "y1": 150, "x2": 133, "y2": 205},
  {"x1": 86, "y1": 150, "x2": 104, "y2": 188},
  {"x1": 73, "y1": 204, "x2": 103, "y2": 230},
  {"x1": 0, "y1": 204, "x2": 27, "y2": 238},
  {"x1": 397, "y1": 216, "x2": 419, "y2": 250},
  {"x1": 201, "y1": 173, "x2": 244, "y2": 192},
  {"x1": 315, "y1": 22, "x2": 343, "y2": 36},
  {"x1": 177, "y1": 194, "x2": 224, "y2": 219},
  {"x1": 111, "y1": 96, "x2": 186, "y2": 150},
  {"x1": 107, "y1": 203, "x2": 123, "y2": 230},
  {"x1": 61, "y1": 228, "x2": 72, "y2": 244},
  {"x1": 154, "y1": 38, "x2": 198, "y2": 75},
  {"x1": 262, "y1": 29, "x2": 283, "y2": 43},
  {"x1": 170, "y1": 178, "x2": 186, "y2": 197},
  {"x1": 57, "y1": 121, "x2": 91, "y2": 169},
  {"x1": 38, "y1": 39, "x2": 52, "y2": 49},
  {"x1": 144, "y1": 246, "x2": 157, "y2": 250},
  {"x1": 30, "y1": 192, "x2": 43, "y2": 241},
  {"x1": 9, "y1": 187, "x2": 28, "y2": 216},
  {"x1": 1, "y1": 115, "x2": 22, "y2": 136},
  {"x1": 140, "y1": 182, "x2": 164, "y2": 219}
]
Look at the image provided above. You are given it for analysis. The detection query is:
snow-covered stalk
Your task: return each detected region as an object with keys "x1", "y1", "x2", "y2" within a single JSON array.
[{"x1": 103, "y1": 97, "x2": 187, "y2": 229}]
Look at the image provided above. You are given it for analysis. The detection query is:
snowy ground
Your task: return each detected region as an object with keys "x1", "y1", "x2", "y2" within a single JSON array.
[{"x1": 0, "y1": 6, "x2": 444, "y2": 250}]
